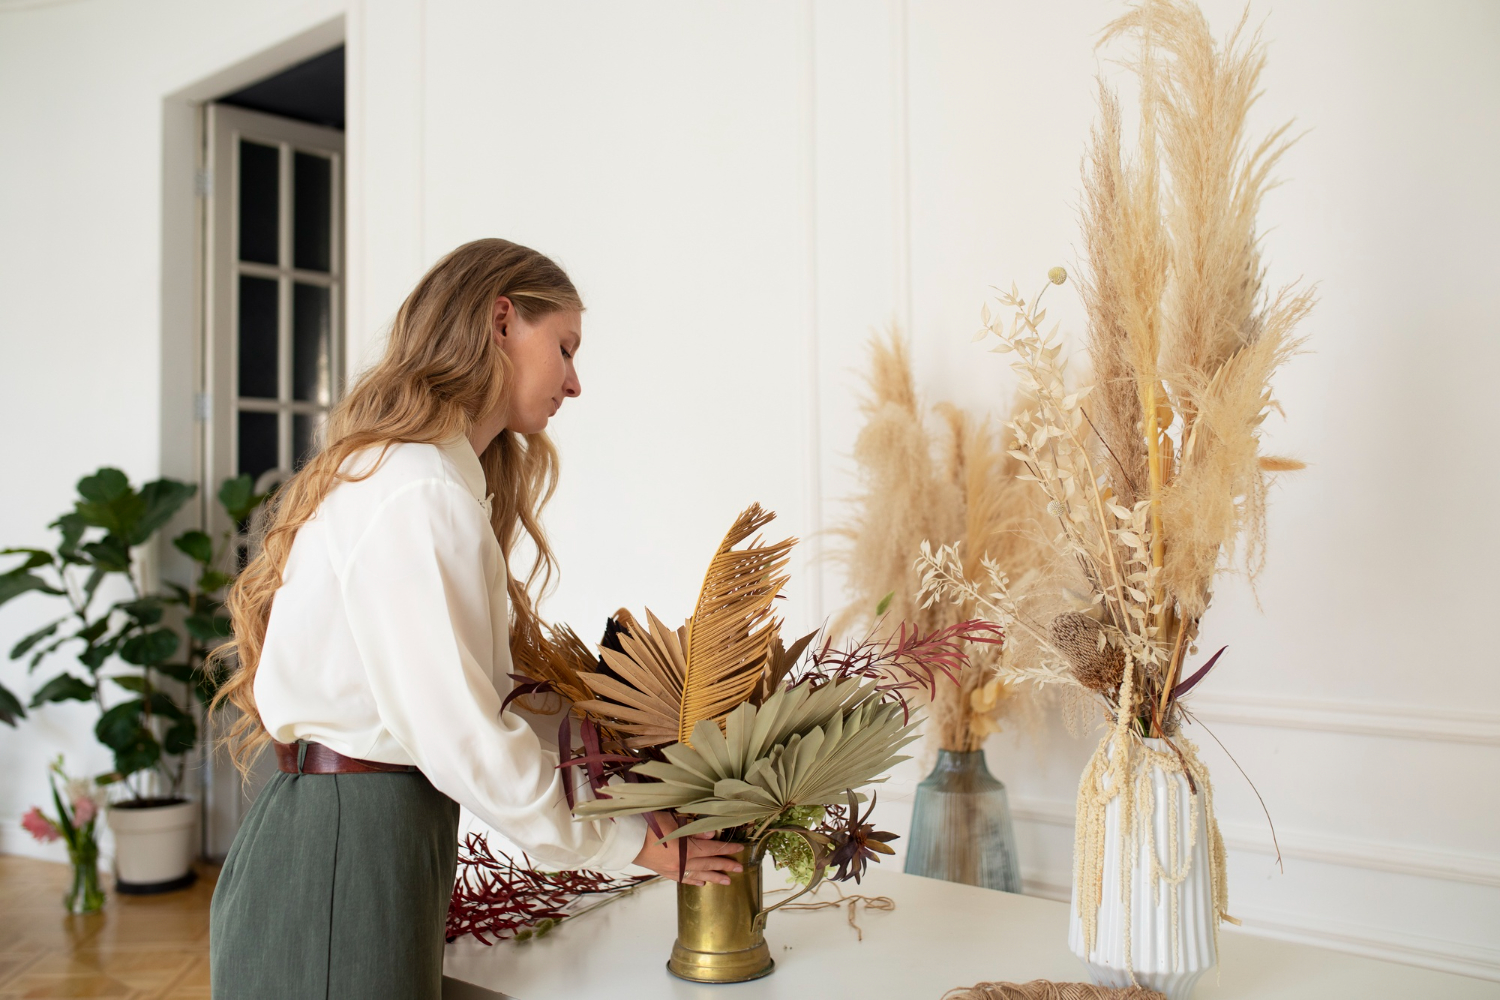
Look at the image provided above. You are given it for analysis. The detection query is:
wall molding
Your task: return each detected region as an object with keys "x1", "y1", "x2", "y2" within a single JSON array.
[
  {"x1": 1010, "y1": 795, "x2": 1500, "y2": 888},
  {"x1": 1185, "y1": 693, "x2": 1500, "y2": 747},
  {"x1": 1230, "y1": 901, "x2": 1500, "y2": 982}
]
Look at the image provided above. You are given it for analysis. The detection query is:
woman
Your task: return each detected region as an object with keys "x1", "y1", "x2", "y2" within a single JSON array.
[{"x1": 208, "y1": 239, "x2": 743, "y2": 999}]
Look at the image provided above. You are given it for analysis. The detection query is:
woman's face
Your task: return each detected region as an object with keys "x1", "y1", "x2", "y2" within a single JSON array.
[{"x1": 493, "y1": 297, "x2": 582, "y2": 434}]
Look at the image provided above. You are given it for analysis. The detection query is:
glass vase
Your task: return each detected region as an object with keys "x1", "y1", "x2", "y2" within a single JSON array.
[
  {"x1": 902, "y1": 749, "x2": 1022, "y2": 892},
  {"x1": 64, "y1": 838, "x2": 105, "y2": 914}
]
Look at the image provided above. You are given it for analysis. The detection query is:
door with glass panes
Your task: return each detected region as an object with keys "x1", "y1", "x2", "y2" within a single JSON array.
[
  {"x1": 203, "y1": 104, "x2": 343, "y2": 853},
  {"x1": 206, "y1": 103, "x2": 343, "y2": 518}
]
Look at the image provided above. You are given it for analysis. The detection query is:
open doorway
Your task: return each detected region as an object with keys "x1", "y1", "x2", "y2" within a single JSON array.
[{"x1": 200, "y1": 47, "x2": 345, "y2": 858}]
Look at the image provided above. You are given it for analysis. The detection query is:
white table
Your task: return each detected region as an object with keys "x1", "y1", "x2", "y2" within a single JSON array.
[{"x1": 442, "y1": 868, "x2": 1499, "y2": 1000}]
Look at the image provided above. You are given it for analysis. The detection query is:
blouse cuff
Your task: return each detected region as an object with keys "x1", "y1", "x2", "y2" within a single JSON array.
[{"x1": 579, "y1": 813, "x2": 648, "y2": 874}]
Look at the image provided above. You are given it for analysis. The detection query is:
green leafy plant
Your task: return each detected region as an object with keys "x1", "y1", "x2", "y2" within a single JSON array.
[
  {"x1": 0, "y1": 468, "x2": 266, "y2": 800},
  {"x1": 762, "y1": 804, "x2": 824, "y2": 885}
]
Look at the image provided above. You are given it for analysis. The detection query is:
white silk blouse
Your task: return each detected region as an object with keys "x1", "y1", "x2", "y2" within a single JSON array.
[{"x1": 254, "y1": 434, "x2": 646, "y2": 872}]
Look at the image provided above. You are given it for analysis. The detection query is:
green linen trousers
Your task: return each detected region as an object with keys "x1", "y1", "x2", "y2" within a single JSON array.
[{"x1": 209, "y1": 756, "x2": 460, "y2": 1000}]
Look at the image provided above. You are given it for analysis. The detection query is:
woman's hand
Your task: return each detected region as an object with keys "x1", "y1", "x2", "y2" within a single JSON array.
[{"x1": 632, "y1": 812, "x2": 744, "y2": 886}]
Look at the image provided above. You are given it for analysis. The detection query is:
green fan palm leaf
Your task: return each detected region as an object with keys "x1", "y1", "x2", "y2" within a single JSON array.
[{"x1": 574, "y1": 680, "x2": 917, "y2": 841}]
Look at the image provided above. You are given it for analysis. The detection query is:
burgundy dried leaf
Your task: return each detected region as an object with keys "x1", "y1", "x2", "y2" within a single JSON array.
[
  {"x1": 1172, "y1": 645, "x2": 1228, "y2": 701},
  {"x1": 792, "y1": 619, "x2": 1002, "y2": 721},
  {"x1": 501, "y1": 674, "x2": 557, "y2": 715},
  {"x1": 557, "y1": 712, "x2": 575, "y2": 810}
]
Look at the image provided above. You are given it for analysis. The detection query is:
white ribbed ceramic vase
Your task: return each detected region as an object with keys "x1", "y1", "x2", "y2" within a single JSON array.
[{"x1": 1067, "y1": 738, "x2": 1216, "y2": 999}]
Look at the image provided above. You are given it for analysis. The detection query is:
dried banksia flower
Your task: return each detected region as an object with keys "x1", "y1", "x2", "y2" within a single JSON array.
[{"x1": 1048, "y1": 612, "x2": 1124, "y2": 695}]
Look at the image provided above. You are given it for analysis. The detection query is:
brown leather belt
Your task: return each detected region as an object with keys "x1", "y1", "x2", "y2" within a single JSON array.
[{"x1": 274, "y1": 740, "x2": 417, "y2": 775}]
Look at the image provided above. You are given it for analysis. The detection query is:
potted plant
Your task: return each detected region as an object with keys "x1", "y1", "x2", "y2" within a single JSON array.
[{"x1": 1, "y1": 468, "x2": 265, "y2": 895}]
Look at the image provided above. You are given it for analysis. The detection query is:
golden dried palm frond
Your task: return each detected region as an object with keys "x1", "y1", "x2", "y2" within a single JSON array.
[
  {"x1": 573, "y1": 504, "x2": 796, "y2": 748},
  {"x1": 681, "y1": 504, "x2": 795, "y2": 740}
]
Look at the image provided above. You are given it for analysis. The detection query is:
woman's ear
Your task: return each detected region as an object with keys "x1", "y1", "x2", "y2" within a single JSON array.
[{"x1": 492, "y1": 295, "x2": 513, "y2": 343}]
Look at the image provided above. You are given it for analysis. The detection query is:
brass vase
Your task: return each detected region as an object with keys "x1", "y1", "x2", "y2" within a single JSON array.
[{"x1": 666, "y1": 842, "x2": 821, "y2": 983}]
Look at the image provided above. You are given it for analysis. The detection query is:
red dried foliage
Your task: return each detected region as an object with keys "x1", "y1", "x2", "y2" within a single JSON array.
[
  {"x1": 793, "y1": 618, "x2": 1003, "y2": 720},
  {"x1": 446, "y1": 833, "x2": 655, "y2": 945}
]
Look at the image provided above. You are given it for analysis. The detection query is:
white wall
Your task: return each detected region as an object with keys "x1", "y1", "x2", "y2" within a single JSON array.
[
  {"x1": 1, "y1": 0, "x2": 1496, "y2": 981},
  {"x1": 0, "y1": 0, "x2": 346, "y2": 863}
]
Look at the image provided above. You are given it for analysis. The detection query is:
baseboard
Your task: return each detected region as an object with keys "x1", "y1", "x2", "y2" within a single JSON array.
[
  {"x1": 0, "y1": 814, "x2": 111, "y2": 868},
  {"x1": 1, "y1": 821, "x2": 71, "y2": 865}
]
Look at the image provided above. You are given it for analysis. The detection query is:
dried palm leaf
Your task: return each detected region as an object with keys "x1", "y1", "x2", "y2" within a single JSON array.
[
  {"x1": 572, "y1": 504, "x2": 795, "y2": 748},
  {"x1": 681, "y1": 504, "x2": 795, "y2": 739},
  {"x1": 752, "y1": 628, "x2": 819, "y2": 707},
  {"x1": 509, "y1": 619, "x2": 598, "y2": 711},
  {"x1": 574, "y1": 611, "x2": 690, "y2": 748}
]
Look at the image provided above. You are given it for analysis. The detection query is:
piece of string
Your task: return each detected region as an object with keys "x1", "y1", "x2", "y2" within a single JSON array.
[
  {"x1": 768, "y1": 882, "x2": 896, "y2": 941},
  {"x1": 943, "y1": 982, "x2": 1166, "y2": 1000}
]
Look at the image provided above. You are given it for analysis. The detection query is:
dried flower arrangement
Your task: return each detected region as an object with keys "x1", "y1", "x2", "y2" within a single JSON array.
[
  {"x1": 916, "y1": 0, "x2": 1310, "y2": 970},
  {"x1": 510, "y1": 503, "x2": 995, "y2": 890},
  {"x1": 833, "y1": 332, "x2": 1049, "y2": 753}
]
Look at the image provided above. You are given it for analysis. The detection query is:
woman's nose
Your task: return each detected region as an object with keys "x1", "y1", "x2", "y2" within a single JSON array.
[{"x1": 564, "y1": 370, "x2": 581, "y2": 398}]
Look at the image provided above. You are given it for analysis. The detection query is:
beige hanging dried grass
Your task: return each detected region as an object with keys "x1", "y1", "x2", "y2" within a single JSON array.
[
  {"x1": 831, "y1": 330, "x2": 962, "y2": 641},
  {"x1": 832, "y1": 331, "x2": 1050, "y2": 751}
]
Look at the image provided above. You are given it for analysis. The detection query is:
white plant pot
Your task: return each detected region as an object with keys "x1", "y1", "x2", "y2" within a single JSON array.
[
  {"x1": 107, "y1": 799, "x2": 198, "y2": 893},
  {"x1": 1068, "y1": 738, "x2": 1217, "y2": 1000}
]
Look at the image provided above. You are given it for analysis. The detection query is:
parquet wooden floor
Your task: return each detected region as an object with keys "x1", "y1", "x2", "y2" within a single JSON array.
[{"x1": 0, "y1": 855, "x2": 215, "y2": 999}]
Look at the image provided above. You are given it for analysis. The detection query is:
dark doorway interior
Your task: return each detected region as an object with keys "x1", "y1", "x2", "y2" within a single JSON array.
[{"x1": 221, "y1": 46, "x2": 345, "y2": 130}]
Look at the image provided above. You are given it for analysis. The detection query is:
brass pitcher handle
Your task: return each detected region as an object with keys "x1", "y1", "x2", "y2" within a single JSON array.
[{"x1": 751, "y1": 827, "x2": 829, "y2": 932}]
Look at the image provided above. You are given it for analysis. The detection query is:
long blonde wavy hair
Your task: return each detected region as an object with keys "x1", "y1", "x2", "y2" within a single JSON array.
[{"x1": 211, "y1": 238, "x2": 581, "y2": 774}]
